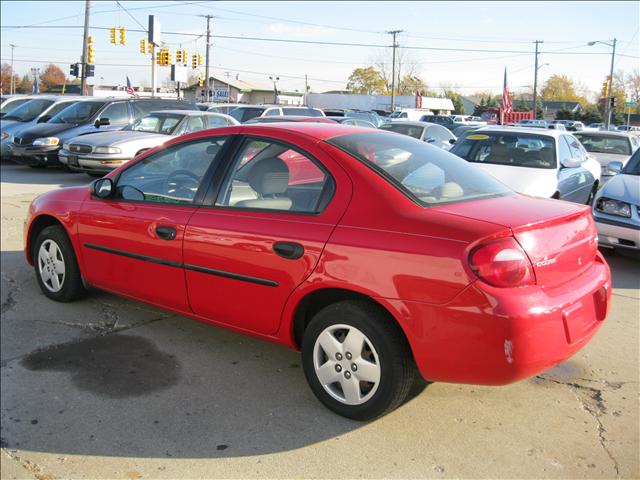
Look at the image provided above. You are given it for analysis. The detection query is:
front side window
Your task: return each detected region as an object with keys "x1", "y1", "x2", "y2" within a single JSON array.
[
  {"x1": 50, "y1": 101, "x2": 105, "y2": 124},
  {"x1": 563, "y1": 135, "x2": 587, "y2": 161},
  {"x1": 115, "y1": 137, "x2": 227, "y2": 204},
  {"x1": 216, "y1": 138, "x2": 331, "y2": 213},
  {"x1": 328, "y1": 132, "x2": 511, "y2": 206},
  {"x1": 450, "y1": 132, "x2": 556, "y2": 169},
  {"x1": 100, "y1": 102, "x2": 130, "y2": 125},
  {"x1": 263, "y1": 108, "x2": 281, "y2": 116}
]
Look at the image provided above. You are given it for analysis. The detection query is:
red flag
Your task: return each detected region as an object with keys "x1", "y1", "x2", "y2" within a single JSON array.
[
  {"x1": 415, "y1": 92, "x2": 422, "y2": 108},
  {"x1": 502, "y1": 68, "x2": 513, "y2": 114},
  {"x1": 126, "y1": 76, "x2": 139, "y2": 97}
]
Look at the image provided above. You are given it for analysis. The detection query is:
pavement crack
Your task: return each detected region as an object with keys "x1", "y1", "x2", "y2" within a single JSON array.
[
  {"x1": 0, "y1": 274, "x2": 18, "y2": 314},
  {"x1": 2, "y1": 448, "x2": 55, "y2": 480},
  {"x1": 535, "y1": 375, "x2": 620, "y2": 477}
]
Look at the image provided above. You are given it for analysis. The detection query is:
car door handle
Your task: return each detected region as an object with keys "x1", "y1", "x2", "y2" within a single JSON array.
[
  {"x1": 155, "y1": 226, "x2": 177, "y2": 241},
  {"x1": 273, "y1": 242, "x2": 304, "y2": 260}
]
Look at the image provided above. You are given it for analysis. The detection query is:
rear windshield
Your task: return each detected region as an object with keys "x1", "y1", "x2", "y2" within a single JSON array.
[
  {"x1": 380, "y1": 123, "x2": 424, "y2": 139},
  {"x1": 573, "y1": 133, "x2": 631, "y2": 156},
  {"x1": 450, "y1": 132, "x2": 557, "y2": 169},
  {"x1": 229, "y1": 107, "x2": 265, "y2": 123},
  {"x1": 282, "y1": 107, "x2": 323, "y2": 117},
  {"x1": 328, "y1": 132, "x2": 511, "y2": 206},
  {"x1": 622, "y1": 149, "x2": 640, "y2": 175},
  {"x1": 2, "y1": 99, "x2": 54, "y2": 122},
  {"x1": 50, "y1": 101, "x2": 105, "y2": 124}
]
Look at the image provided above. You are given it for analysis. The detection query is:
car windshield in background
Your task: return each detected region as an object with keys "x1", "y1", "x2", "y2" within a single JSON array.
[
  {"x1": 127, "y1": 114, "x2": 184, "y2": 134},
  {"x1": 2, "y1": 99, "x2": 54, "y2": 122},
  {"x1": 0, "y1": 98, "x2": 31, "y2": 116},
  {"x1": 282, "y1": 107, "x2": 323, "y2": 117},
  {"x1": 49, "y1": 101, "x2": 105, "y2": 124},
  {"x1": 450, "y1": 132, "x2": 557, "y2": 169},
  {"x1": 622, "y1": 149, "x2": 640, "y2": 175},
  {"x1": 380, "y1": 123, "x2": 424, "y2": 139},
  {"x1": 328, "y1": 132, "x2": 511, "y2": 206},
  {"x1": 229, "y1": 107, "x2": 266, "y2": 123},
  {"x1": 573, "y1": 133, "x2": 632, "y2": 156}
]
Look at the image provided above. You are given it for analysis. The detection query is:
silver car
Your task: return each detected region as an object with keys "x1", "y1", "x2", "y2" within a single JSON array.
[
  {"x1": 573, "y1": 131, "x2": 640, "y2": 181},
  {"x1": 59, "y1": 110, "x2": 239, "y2": 176},
  {"x1": 592, "y1": 149, "x2": 640, "y2": 254},
  {"x1": 380, "y1": 121, "x2": 457, "y2": 150}
]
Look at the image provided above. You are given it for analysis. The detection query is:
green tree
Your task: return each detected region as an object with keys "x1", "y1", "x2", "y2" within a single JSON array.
[
  {"x1": 442, "y1": 90, "x2": 465, "y2": 114},
  {"x1": 555, "y1": 106, "x2": 575, "y2": 120},
  {"x1": 541, "y1": 75, "x2": 588, "y2": 105},
  {"x1": 346, "y1": 67, "x2": 387, "y2": 95},
  {"x1": 515, "y1": 98, "x2": 530, "y2": 112},
  {"x1": 398, "y1": 74, "x2": 429, "y2": 96},
  {"x1": 15, "y1": 74, "x2": 32, "y2": 93},
  {"x1": 575, "y1": 104, "x2": 602, "y2": 124}
]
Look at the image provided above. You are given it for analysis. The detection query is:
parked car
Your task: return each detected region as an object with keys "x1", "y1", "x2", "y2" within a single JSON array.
[
  {"x1": 592, "y1": 148, "x2": 640, "y2": 254},
  {"x1": 586, "y1": 123, "x2": 605, "y2": 131},
  {"x1": 381, "y1": 121, "x2": 456, "y2": 150},
  {"x1": 451, "y1": 125, "x2": 481, "y2": 138},
  {"x1": 322, "y1": 109, "x2": 384, "y2": 127},
  {"x1": 207, "y1": 103, "x2": 246, "y2": 115},
  {"x1": 326, "y1": 117, "x2": 377, "y2": 128},
  {"x1": 24, "y1": 123, "x2": 611, "y2": 420},
  {"x1": 1, "y1": 96, "x2": 80, "y2": 159},
  {"x1": 573, "y1": 131, "x2": 639, "y2": 179},
  {"x1": 547, "y1": 123, "x2": 567, "y2": 131},
  {"x1": 387, "y1": 108, "x2": 432, "y2": 122},
  {"x1": 8, "y1": 97, "x2": 197, "y2": 167},
  {"x1": 517, "y1": 119, "x2": 548, "y2": 128},
  {"x1": 616, "y1": 125, "x2": 640, "y2": 134},
  {"x1": 58, "y1": 111, "x2": 238, "y2": 176},
  {"x1": 228, "y1": 105, "x2": 325, "y2": 123},
  {"x1": 449, "y1": 127, "x2": 601, "y2": 204},
  {"x1": 244, "y1": 116, "x2": 338, "y2": 124},
  {"x1": 0, "y1": 95, "x2": 35, "y2": 118},
  {"x1": 450, "y1": 115, "x2": 487, "y2": 126}
]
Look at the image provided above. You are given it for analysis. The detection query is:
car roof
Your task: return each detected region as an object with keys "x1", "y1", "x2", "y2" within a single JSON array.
[
  {"x1": 224, "y1": 122, "x2": 383, "y2": 140},
  {"x1": 475, "y1": 126, "x2": 565, "y2": 137},
  {"x1": 383, "y1": 120, "x2": 441, "y2": 127},
  {"x1": 148, "y1": 109, "x2": 208, "y2": 115}
]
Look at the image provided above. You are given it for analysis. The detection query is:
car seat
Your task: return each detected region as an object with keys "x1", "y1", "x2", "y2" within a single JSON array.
[{"x1": 234, "y1": 157, "x2": 292, "y2": 210}]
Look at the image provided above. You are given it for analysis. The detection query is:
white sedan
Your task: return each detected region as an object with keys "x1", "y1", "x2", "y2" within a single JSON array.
[{"x1": 449, "y1": 127, "x2": 601, "y2": 204}]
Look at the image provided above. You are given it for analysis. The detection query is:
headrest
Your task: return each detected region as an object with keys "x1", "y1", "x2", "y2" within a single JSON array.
[{"x1": 247, "y1": 157, "x2": 290, "y2": 195}]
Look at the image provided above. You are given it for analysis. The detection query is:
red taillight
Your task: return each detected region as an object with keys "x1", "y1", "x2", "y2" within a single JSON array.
[{"x1": 469, "y1": 237, "x2": 535, "y2": 287}]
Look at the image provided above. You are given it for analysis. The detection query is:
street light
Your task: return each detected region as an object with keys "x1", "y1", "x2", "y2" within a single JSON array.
[
  {"x1": 588, "y1": 39, "x2": 617, "y2": 128},
  {"x1": 269, "y1": 76, "x2": 280, "y2": 105}
]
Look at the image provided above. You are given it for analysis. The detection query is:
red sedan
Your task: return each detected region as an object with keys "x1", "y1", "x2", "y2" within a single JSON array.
[{"x1": 24, "y1": 124, "x2": 611, "y2": 420}]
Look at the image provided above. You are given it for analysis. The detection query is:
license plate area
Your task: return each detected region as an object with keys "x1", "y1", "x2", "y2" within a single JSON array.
[
  {"x1": 68, "y1": 155, "x2": 79, "y2": 166},
  {"x1": 562, "y1": 301, "x2": 597, "y2": 344}
]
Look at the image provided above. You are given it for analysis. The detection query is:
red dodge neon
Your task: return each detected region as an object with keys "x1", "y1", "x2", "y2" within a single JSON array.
[{"x1": 24, "y1": 124, "x2": 611, "y2": 420}]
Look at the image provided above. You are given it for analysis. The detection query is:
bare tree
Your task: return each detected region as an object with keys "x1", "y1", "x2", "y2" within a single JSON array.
[{"x1": 372, "y1": 48, "x2": 422, "y2": 94}]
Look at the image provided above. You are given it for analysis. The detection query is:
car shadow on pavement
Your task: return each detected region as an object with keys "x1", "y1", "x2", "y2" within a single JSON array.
[
  {"x1": 1, "y1": 161, "x2": 89, "y2": 187},
  {"x1": 1, "y1": 250, "x2": 429, "y2": 459}
]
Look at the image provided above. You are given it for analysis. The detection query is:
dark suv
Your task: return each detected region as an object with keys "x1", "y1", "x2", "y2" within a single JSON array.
[{"x1": 9, "y1": 97, "x2": 196, "y2": 167}]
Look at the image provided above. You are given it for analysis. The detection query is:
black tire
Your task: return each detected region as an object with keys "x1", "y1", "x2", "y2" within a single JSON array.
[
  {"x1": 33, "y1": 225, "x2": 85, "y2": 302},
  {"x1": 302, "y1": 300, "x2": 416, "y2": 421}
]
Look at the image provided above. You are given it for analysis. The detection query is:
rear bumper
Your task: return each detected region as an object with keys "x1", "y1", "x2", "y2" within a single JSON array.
[{"x1": 386, "y1": 253, "x2": 611, "y2": 385}]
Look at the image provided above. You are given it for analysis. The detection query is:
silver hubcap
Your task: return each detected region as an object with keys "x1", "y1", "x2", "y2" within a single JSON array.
[
  {"x1": 38, "y1": 239, "x2": 65, "y2": 293},
  {"x1": 313, "y1": 324, "x2": 381, "y2": 406}
]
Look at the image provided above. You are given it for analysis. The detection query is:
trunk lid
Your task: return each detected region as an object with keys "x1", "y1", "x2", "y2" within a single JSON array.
[{"x1": 435, "y1": 194, "x2": 598, "y2": 287}]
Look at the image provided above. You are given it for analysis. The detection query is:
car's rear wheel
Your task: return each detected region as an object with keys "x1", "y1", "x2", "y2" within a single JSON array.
[
  {"x1": 302, "y1": 300, "x2": 415, "y2": 420},
  {"x1": 34, "y1": 225, "x2": 85, "y2": 302}
]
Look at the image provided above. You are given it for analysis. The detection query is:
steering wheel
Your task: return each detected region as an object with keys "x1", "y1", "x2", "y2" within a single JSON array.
[{"x1": 163, "y1": 169, "x2": 200, "y2": 200}]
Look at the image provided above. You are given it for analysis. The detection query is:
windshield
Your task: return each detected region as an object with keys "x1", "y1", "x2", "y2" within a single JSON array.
[
  {"x1": 380, "y1": 123, "x2": 424, "y2": 139},
  {"x1": 50, "y1": 101, "x2": 105, "y2": 124},
  {"x1": 0, "y1": 98, "x2": 31, "y2": 116},
  {"x1": 328, "y1": 132, "x2": 511, "y2": 206},
  {"x1": 126, "y1": 114, "x2": 184, "y2": 134},
  {"x1": 2, "y1": 99, "x2": 54, "y2": 122},
  {"x1": 450, "y1": 132, "x2": 557, "y2": 169},
  {"x1": 282, "y1": 107, "x2": 323, "y2": 117},
  {"x1": 229, "y1": 107, "x2": 266, "y2": 123},
  {"x1": 622, "y1": 149, "x2": 640, "y2": 175},
  {"x1": 573, "y1": 133, "x2": 631, "y2": 156}
]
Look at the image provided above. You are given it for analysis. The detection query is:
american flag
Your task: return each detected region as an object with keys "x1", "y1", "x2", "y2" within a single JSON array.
[
  {"x1": 502, "y1": 67, "x2": 513, "y2": 114},
  {"x1": 125, "y1": 76, "x2": 139, "y2": 97}
]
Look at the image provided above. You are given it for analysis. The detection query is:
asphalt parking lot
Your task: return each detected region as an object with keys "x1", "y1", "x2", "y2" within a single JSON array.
[{"x1": 1, "y1": 160, "x2": 638, "y2": 479}]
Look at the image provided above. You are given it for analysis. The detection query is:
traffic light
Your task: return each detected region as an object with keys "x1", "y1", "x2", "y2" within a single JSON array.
[
  {"x1": 119, "y1": 27, "x2": 126, "y2": 45},
  {"x1": 157, "y1": 50, "x2": 165, "y2": 65},
  {"x1": 610, "y1": 97, "x2": 617, "y2": 109},
  {"x1": 198, "y1": 76, "x2": 204, "y2": 87},
  {"x1": 110, "y1": 27, "x2": 116, "y2": 44},
  {"x1": 140, "y1": 39, "x2": 147, "y2": 54},
  {"x1": 191, "y1": 54, "x2": 197, "y2": 69},
  {"x1": 148, "y1": 41, "x2": 153, "y2": 54},
  {"x1": 180, "y1": 50, "x2": 187, "y2": 65},
  {"x1": 86, "y1": 65, "x2": 95, "y2": 77},
  {"x1": 197, "y1": 54, "x2": 202, "y2": 66},
  {"x1": 166, "y1": 51, "x2": 172, "y2": 65},
  {"x1": 87, "y1": 36, "x2": 95, "y2": 64},
  {"x1": 69, "y1": 63, "x2": 79, "y2": 77},
  {"x1": 176, "y1": 49, "x2": 182, "y2": 64}
]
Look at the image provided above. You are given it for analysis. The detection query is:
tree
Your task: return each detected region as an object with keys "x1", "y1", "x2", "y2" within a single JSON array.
[
  {"x1": 16, "y1": 74, "x2": 32, "y2": 93},
  {"x1": 626, "y1": 70, "x2": 640, "y2": 113},
  {"x1": 575, "y1": 104, "x2": 602, "y2": 124},
  {"x1": 555, "y1": 106, "x2": 575, "y2": 120},
  {"x1": 398, "y1": 74, "x2": 430, "y2": 96},
  {"x1": 541, "y1": 75, "x2": 588, "y2": 105},
  {"x1": 346, "y1": 67, "x2": 387, "y2": 95},
  {"x1": 39, "y1": 64, "x2": 66, "y2": 92},
  {"x1": 373, "y1": 47, "x2": 420, "y2": 94},
  {"x1": 598, "y1": 71, "x2": 626, "y2": 119},
  {"x1": 442, "y1": 89, "x2": 465, "y2": 114},
  {"x1": 515, "y1": 98, "x2": 530, "y2": 112},
  {"x1": 1, "y1": 63, "x2": 20, "y2": 94}
]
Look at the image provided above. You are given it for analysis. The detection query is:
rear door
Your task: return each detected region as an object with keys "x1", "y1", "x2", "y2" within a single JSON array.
[
  {"x1": 558, "y1": 135, "x2": 593, "y2": 203},
  {"x1": 183, "y1": 133, "x2": 352, "y2": 335}
]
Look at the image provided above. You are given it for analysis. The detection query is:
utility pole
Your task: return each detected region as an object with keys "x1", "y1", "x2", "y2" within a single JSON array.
[
  {"x1": 388, "y1": 30, "x2": 402, "y2": 112},
  {"x1": 202, "y1": 15, "x2": 213, "y2": 103},
  {"x1": 225, "y1": 71, "x2": 231, "y2": 102},
  {"x1": 80, "y1": 0, "x2": 90, "y2": 96},
  {"x1": 9, "y1": 44, "x2": 15, "y2": 94},
  {"x1": 532, "y1": 40, "x2": 543, "y2": 120},
  {"x1": 605, "y1": 38, "x2": 617, "y2": 129}
]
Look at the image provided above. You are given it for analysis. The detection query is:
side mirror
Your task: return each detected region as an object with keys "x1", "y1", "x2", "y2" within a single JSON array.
[
  {"x1": 90, "y1": 177, "x2": 113, "y2": 198},
  {"x1": 94, "y1": 118, "x2": 110, "y2": 128},
  {"x1": 426, "y1": 138, "x2": 435, "y2": 143},
  {"x1": 37, "y1": 115, "x2": 51, "y2": 124},
  {"x1": 608, "y1": 161, "x2": 623, "y2": 175},
  {"x1": 449, "y1": 138, "x2": 456, "y2": 144},
  {"x1": 560, "y1": 157, "x2": 581, "y2": 168}
]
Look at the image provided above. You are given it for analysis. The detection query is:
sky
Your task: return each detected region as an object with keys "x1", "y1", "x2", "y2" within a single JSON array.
[{"x1": 1, "y1": 1, "x2": 638, "y2": 100}]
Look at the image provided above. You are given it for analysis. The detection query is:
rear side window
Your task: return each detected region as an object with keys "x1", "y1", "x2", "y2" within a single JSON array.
[
  {"x1": 328, "y1": 132, "x2": 511, "y2": 206},
  {"x1": 100, "y1": 102, "x2": 130, "y2": 125},
  {"x1": 229, "y1": 107, "x2": 266, "y2": 122},
  {"x1": 282, "y1": 107, "x2": 323, "y2": 117},
  {"x1": 450, "y1": 132, "x2": 557, "y2": 169},
  {"x1": 381, "y1": 123, "x2": 424, "y2": 140}
]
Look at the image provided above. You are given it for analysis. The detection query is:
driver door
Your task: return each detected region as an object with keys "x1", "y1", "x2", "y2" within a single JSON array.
[{"x1": 77, "y1": 136, "x2": 229, "y2": 311}]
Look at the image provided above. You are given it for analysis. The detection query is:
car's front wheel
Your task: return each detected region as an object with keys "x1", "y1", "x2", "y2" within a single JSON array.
[
  {"x1": 302, "y1": 300, "x2": 415, "y2": 420},
  {"x1": 34, "y1": 225, "x2": 85, "y2": 302}
]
